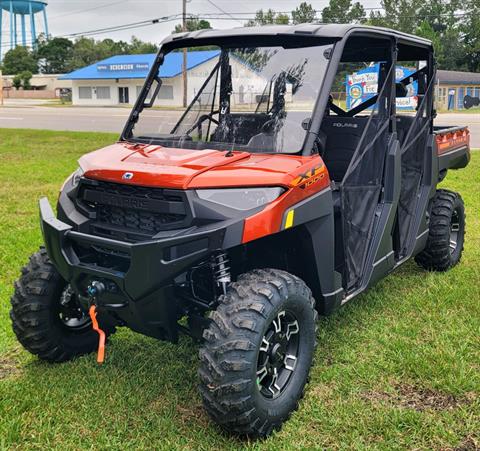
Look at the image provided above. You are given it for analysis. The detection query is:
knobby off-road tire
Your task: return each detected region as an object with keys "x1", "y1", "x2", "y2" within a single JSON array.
[
  {"x1": 10, "y1": 248, "x2": 115, "y2": 363},
  {"x1": 415, "y1": 189, "x2": 466, "y2": 271},
  {"x1": 199, "y1": 269, "x2": 318, "y2": 438}
]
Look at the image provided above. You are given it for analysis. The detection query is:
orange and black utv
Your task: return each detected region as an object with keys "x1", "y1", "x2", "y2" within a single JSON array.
[{"x1": 11, "y1": 24, "x2": 470, "y2": 437}]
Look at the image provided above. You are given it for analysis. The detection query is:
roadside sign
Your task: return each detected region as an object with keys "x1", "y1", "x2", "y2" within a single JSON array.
[{"x1": 346, "y1": 64, "x2": 418, "y2": 111}]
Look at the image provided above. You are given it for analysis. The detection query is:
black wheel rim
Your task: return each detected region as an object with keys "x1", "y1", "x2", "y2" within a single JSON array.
[
  {"x1": 58, "y1": 286, "x2": 91, "y2": 331},
  {"x1": 449, "y1": 210, "x2": 460, "y2": 255},
  {"x1": 256, "y1": 310, "x2": 300, "y2": 399}
]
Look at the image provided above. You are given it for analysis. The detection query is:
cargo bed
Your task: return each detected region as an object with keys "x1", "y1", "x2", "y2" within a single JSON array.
[{"x1": 434, "y1": 125, "x2": 470, "y2": 175}]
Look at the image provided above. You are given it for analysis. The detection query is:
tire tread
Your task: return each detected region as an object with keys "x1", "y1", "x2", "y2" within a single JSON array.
[
  {"x1": 415, "y1": 189, "x2": 466, "y2": 271},
  {"x1": 198, "y1": 268, "x2": 317, "y2": 438},
  {"x1": 10, "y1": 247, "x2": 115, "y2": 363}
]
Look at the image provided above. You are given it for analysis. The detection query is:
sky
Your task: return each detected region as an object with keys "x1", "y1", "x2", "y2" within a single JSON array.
[{"x1": 1, "y1": 0, "x2": 382, "y2": 48}]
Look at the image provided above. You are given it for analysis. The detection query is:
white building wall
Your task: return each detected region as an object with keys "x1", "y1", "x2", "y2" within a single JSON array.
[
  {"x1": 72, "y1": 79, "x2": 137, "y2": 106},
  {"x1": 72, "y1": 77, "x2": 184, "y2": 107}
]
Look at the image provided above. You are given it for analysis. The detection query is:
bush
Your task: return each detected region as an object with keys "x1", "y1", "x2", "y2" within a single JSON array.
[
  {"x1": 12, "y1": 74, "x2": 22, "y2": 90},
  {"x1": 19, "y1": 71, "x2": 33, "y2": 90}
]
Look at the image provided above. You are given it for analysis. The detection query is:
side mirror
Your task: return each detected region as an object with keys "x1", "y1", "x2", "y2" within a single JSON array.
[{"x1": 301, "y1": 118, "x2": 311, "y2": 131}]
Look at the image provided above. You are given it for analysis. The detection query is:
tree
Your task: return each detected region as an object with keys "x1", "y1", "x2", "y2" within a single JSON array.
[
  {"x1": 174, "y1": 17, "x2": 212, "y2": 33},
  {"x1": 36, "y1": 37, "x2": 74, "y2": 74},
  {"x1": 416, "y1": 0, "x2": 460, "y2": 32},
  {"x1": 96, "y1": 38, "x2": 129, "y2": 58},
  {"x1": 368, "y1": 0, "x2": 417, "y2": 33},
  {"x1": 322, "y1": 0, "x2": 366, "y2": 24},
  {"x1": 1, "y1": 46, "x2": 37, "y2": 75},
  {"x1": 245, "y1": 9, "x2": 290, "y2": 26},
  {"x1": 12, "y1": 75, "x2": 22, "y2": 90},
  {"x1": 57, "y1": 35, "x2": 160, "y2": 72},
  {"x1": 128, "y1": 36, "x2": 158, "y2": 54},
  {"x1": 367, "y1": 0, "x2": 471, "y2": 71},
  {"x1": 292, "y1": 2, "x2": 317, "y2": 24},
  {"x1": 69, "y1": 37, "x2": 102, "y2": 69},
  {"x1": 368, "y1": 0, "x2": 461, "y2": 35},
  {"x1": 440, "y1": 28, "x2": 466, "y2": 71},
  {"x1": 20, "y1": 71, "x2": 33, "y2": 90},
  {"x1": 416, "y1": 21, "x2": 443, "y2": 58},
  {"x1": 459, "y1": 0, "x2": 480, "y2": 72}
]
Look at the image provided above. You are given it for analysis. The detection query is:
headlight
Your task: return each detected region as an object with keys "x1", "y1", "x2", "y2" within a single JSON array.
[
  {"x1": 196, "y1": 187, "x2": 284, "y2": 211},
  {"x1": 71, "y1": 167, "x2": 84, "y2": 187},
  {"x1": 60, "y1": 167, "x2": 84, "y2": 192}
]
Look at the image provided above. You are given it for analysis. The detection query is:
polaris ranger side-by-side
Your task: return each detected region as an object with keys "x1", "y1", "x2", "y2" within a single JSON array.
[{"x1": 11, "y1": 24, "x2": 470, "y2": 437}]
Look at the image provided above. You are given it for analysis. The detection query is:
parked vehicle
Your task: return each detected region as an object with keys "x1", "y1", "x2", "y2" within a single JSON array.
[{"x1": 11, "y1": 24, "x2": 470, "y2": 437}]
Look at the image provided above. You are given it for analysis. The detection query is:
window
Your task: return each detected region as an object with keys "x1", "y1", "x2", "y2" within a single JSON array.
[
  {"x1": 78, "y1": 87, "x2": 92, "y2": 99},
  {"x1": 436, "y1": 87, "x2": 447, "y2": 109},
  {"x1": 137, "y1": 84, "x2": 171, "y2": 100},
  {"x1": 96, "y1": 86, "x2": 111, "y2": 99},
  {"x1": 158, "y1": 85, "x2": 174, "y2": 100}
]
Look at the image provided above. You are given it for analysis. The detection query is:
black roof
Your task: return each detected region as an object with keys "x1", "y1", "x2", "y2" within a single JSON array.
[
  {"x1": 164, "y1": 23, "x2": 432, "y2": 47},
  {"x1": 437, "y1": 70, "x2": 480, "y2": 85}
]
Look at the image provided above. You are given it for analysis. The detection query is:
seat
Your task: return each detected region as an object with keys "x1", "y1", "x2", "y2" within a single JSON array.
[
  {"x1": 319, "y1": 116, "x2": 369, "y2": 182},
  {"x1": 210, "y1": 113, "x2": 269, "y2": 145}
]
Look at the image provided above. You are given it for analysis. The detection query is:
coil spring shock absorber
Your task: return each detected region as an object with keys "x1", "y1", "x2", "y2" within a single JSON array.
[{"x1": 212, "y1": 252, "x2": 231, "y2": 295}]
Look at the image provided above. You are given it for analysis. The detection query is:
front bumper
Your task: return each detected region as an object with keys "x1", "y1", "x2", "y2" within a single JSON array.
[{"x1": 40, "y1": 197, "x2": 243, "y2": 340}]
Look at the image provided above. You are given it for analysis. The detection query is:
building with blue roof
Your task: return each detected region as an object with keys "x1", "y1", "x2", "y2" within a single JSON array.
[{"x1": 61, "y1": 50, "x2": 226, "y2": 106}]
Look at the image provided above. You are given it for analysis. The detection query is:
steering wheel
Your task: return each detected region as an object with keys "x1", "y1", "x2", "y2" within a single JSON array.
[
  {"x1": 185, "y1": 111, "x2": 220, "y2": 139},
  {"x1": 260, "y1": 118, "x2": 277, "y2": 133}
]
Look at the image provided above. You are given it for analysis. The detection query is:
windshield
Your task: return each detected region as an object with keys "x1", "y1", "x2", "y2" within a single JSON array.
[{"x1": 126, "y1": 42, "x2": 333, "y2": 154}]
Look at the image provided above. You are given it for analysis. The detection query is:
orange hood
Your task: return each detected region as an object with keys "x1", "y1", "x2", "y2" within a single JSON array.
[{"x1": 79, "y1": 142, "x2": 324, "y2": 190}]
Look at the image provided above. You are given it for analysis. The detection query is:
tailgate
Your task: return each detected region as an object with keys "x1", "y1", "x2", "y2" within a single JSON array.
[{"x1": 434, "y1": 126, "x2": 471, "y2": 172}]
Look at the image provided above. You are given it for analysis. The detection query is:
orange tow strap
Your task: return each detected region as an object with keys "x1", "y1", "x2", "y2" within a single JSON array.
[{"x1": 89, "y1": 305, "x2": 106, "y2": 364}]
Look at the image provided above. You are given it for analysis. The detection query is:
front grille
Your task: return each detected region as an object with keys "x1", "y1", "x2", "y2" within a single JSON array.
[
  {"x1": 77, "y1": 179, "x2": 192, "y2": 242},
  {"x1": 97, "y1": 205, "x2": 183, "y2": 231}
]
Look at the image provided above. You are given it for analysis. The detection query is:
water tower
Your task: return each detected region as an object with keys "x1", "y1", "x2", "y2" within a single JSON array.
[{"x1": 0, "y1": 0, "x2": 49, "y2": 62}]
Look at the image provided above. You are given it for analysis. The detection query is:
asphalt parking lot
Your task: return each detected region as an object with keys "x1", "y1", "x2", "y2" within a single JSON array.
[{"x1": 0, "y1": 103, "x2": 478, "y2": 147}]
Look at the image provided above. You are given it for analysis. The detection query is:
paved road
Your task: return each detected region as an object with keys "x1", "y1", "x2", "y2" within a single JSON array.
[
  {"x1": 0, "y1": 105, "x2": 479, "y2": 147},
  {"x1": 0, "y1": 105, "x2": 182, "y2": 135}
]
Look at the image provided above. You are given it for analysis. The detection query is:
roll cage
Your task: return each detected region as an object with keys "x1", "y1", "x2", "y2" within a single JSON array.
[{"x1": 121, "y1": 25, "x2": 434, "y2": 157}]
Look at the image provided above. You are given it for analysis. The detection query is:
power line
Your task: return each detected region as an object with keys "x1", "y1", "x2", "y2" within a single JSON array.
[
  {"x1": 62, "y1": 14, "x2": 182, "y2": 38},
  {"x1": 204, "y1": 0, "x2": 244, "y2": 24},
  {"x1": 49, "y1": 0, "x2": 131, "y2": 21}
]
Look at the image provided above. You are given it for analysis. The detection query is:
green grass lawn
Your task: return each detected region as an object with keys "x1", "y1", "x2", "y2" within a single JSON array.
[
  {"x1": 437, "y1": 107, "x2": 480, "y2": 115},
  {"x1": 0, "y1": 129, "x2": 479, "y2": 450}
]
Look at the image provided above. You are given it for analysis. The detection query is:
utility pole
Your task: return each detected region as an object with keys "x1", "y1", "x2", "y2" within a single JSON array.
[{"x1": 182, "y1": 0, "x2": 188, "y2": 108}]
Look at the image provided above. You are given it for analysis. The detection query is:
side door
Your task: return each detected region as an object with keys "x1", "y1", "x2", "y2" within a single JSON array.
[
  {"x1": 319, "y1": 33, "x2": 397, "y2": 293},
  {"x1": 394, "y1": 45, "x2": 436, "y2": 261}
]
